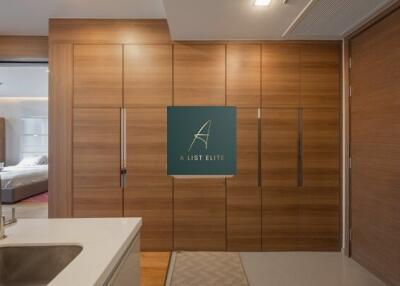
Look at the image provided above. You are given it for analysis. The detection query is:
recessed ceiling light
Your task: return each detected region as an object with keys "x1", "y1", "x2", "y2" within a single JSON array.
[{"x1": 254, "y1": 0, "x2": 272, "y2": 6}]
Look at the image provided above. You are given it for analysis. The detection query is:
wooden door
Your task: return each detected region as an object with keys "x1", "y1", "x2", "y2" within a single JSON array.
[
  {"x1": 73, "y1": 44, "x2": 123, "y2": 108},
  {"x1": 262, "y1": 45, "x2": 300, "y2": 108},
  {"x1": 227, "y1": 108, "x2": 261, "y2": 251},
  {"x1": 350, "y1": 8, "x2": 400, "y2": 285},
  {"x1": 174, "y1": 179, "x2": 226, "y2": 250},
  {"x1": 73, "y1": 108, "x2": 122, "y2": 217},
  {"x1": 174, "y1": 44, "x2": 225, "y2": 106},
  {"x1": 300, "y1": 44, "x2": 340, "y2": 109},
  {"x1": 124, "y1": 108, "x2": 173, "y2": 251},
  {"x1": 226, "y1": 44, "x2": 261, "y2": 107},
  {"x1": 299, "y1": 108, "x2": 340, "y2": 250},
  {"x1": 261, "y1": 108, "x2": 300, "y2": 250},
  {"x1": 124, "y1": 45, "x2": 172, "y2": 107}
]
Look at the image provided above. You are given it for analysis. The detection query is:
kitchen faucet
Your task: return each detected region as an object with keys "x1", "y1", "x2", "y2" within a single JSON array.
[{"x1": 0, "y1": 187, "x2": 17, "y2": 239}]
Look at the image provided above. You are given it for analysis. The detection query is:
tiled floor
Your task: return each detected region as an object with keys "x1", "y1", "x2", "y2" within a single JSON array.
[
  {"x1": 2, "y1": 201, "x2": 387, "y2": 286},
  {"x1": 240, "y1": 252, "x2": 387, "y2": 286}
]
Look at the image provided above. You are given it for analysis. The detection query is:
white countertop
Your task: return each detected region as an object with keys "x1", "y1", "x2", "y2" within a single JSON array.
[{"x1": 0, "y1": 218, "x2": 142, "y2": 286}]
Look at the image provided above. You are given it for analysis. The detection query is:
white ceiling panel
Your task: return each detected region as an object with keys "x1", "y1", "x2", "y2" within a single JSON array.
[
  {"x1": 163, "y1": 0, "x2": 310, "y2": 40},
  {"x1": 0, "y1": 0, "x2": 166, "y2": 36},
  {"x1": 285, "y1": 0, "x2": 396, "y2": 38}
]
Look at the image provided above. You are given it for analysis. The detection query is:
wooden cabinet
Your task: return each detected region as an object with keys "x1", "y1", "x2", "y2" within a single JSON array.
[
  {"x1": 299, "y1": 108, "x2": 340, "y2": 250},
  {"x1": 227, "y1": 45, "x2": 261, "y2": 107},
  {"x1": 124, "y1": 45, "x2": 172, "y2": 107},
  {"x1": 73, "y1": 108, "x2": 122, "y2": 217},
  {"x1": 174, "y1": 179, "x2": 226, "y2": 250},
  {"x1": 262, "y1": 45, "x2": 300, "y2": 108},
  {"x1": 55, "y1": 39, "x2": 341, "y2": 252},
  {"x1": 227, "y1": 109, "x2": 261, "y2": 251},
  {"x1": 261, "y1": 109, "x2": 299, "y2": 188},
  {"x1": 0, "y1": 118, "x2": 5, "y2": 163},
  {"x1": 73, "y1": 44, "x2": 123, "y2": 108},
  {"x1": 48, "y1": 43, "x2": 73, "y2": 218},
  {"x1": 300, "y1": 44, "x2": 340, "y2": 108},
  {"x1": 174, "y1": 44, "x2": 225, "y2": 106},
  {"x1": 261, "y1": 108, "x2": 340, "y2": 251},
  {"x1": 124, "y1": 108, "x2": 173, "y2": 251},
  {"x1": 261, "y1": 108, "x2": 301, "y2": 250}
]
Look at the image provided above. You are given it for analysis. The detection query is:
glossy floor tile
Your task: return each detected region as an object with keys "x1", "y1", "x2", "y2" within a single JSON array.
[{"x1": 240, "y1": 252, "x2": 387, "y2": 286}]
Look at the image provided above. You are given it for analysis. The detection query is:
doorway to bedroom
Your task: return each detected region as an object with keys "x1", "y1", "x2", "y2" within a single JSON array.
[{"x1": 0, "y1": 63, "x2": 48, "y2": 218}]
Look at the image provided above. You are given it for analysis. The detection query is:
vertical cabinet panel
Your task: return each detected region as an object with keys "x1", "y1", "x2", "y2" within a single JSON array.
[
  {"x1": 262, "y1": 108, "x2": 300, "y2": 250},
  {"x1": 303, "y1": 109, "x2": 340, "y2": 188},
  {"x1": 174, "y1": 44, "x2": 225, "y2": 105},
  {"x1": 226, "y1": 45, "x2": 261, "y2": 107},
  {"x1": 227, "y1": 108, "x2": 261, "y2": 251},
  {"x1": 299, "y1": 109, "x2": 340, "y2": 250},
  {"x1": 300, "y1": 44, "x2": 340, "y2": 108},
  {"x1": 124, "y1": 45, "x2": 173, "y2": 107},
  {"x1": 124, "y1": 108, "x2": 173, "y2": 251},
  {"x1": 49, "y1": 43, "x2": 73, "y2": 218},
  {"x1": 262, "y1": 45, "x2": 300, "y2": 108},
  {"x1": 261, "y1": 109, "x2": 299, "y2": 188},
  {"x1": 73, "y1": 108, "x2": 122, "y2": 217},
  {"x1": 174, "y1": 179, "x2": 226, "y2": 250},
  {"x1": 73, "y1": 44, "x2": 123, "y2": 108}
]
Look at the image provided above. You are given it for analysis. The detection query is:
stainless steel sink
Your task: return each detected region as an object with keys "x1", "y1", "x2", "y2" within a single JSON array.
[{"x1": 0, "y1": 245, "x2": 82, "y2": 286}]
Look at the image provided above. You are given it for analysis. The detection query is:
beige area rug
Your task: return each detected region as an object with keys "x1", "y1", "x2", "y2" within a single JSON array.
[{"x1": 170, "y1": 252, "x2": 249, "y2": 286}]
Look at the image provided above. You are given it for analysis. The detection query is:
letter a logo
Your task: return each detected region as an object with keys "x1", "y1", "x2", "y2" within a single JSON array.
[{"x1": 188, "y1": 120, "x2": 212, "y2": 152}]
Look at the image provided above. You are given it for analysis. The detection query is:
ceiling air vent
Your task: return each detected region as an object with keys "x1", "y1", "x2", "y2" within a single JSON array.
[{"x1": 283, "y1": 0, "x2": 394, "y2": 38}]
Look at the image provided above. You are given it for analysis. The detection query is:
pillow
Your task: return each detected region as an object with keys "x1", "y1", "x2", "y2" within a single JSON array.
[
  {"x1": 17, "y1": 155, "x2": 47, "y2": 167},
  {"x1": 37, "y1": 155, "x2": 48, "y2": 165}
]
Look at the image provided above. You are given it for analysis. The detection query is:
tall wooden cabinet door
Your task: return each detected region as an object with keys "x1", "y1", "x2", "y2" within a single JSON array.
[
  {"x1": 73, "y1": 44, "x2": 123, "y2": 108},
  {"x1": 226, "y1": 45, "x2": 261, "y2": 107},
  {"x1": 124, "y1": 45, "x2": 172, "y2": 107},
  {"x1": 227, "y1": 108, "x2": 261, "y2": 251},
  {"x1": 299, "y1": 109, "x2": 340, "y2": 250},
  {"x1": 300, "y1": 44, "x2": 340, "y2": 109},
  {"x1": 174, "y1": 44, "x2": 225, "y2": 106},
  {"x1": 261, "y1": 108, "x2": 300, "y2": 250},
  {"x1": 174, "y1": 179, "x2": 226, "y2": 250},
  {"x1": 73, "y1": 108, "x2": 122, "y2": 217},
  {"x1": 124, "y1": 108, "x2": 173, "y2": 251},
  {"x1": 262, "y1": 45, "x2": 300, "y2": 108}
]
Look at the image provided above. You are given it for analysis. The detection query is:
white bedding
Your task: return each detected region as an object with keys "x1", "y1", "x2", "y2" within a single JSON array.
[{"x1": 0, "y1": 165, "x2": 48, "y2": 189}]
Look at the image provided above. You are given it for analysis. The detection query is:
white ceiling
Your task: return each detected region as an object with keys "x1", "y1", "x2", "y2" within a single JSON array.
[
  {"x1": 0, "y1": 0, "x2": 397, "y2": 39},
  {"x1": 164, "y1": 0, "x2": 310, "y2": 40},
  {"x1": 286, "y1": 0, "x2": 394, "y2": 38},
  {"x1": 0, "y1": 66, "x2": 48, "y2": 98},
  {"x1": 0, "y1": 0, "x2": 166, "y2": 36}
]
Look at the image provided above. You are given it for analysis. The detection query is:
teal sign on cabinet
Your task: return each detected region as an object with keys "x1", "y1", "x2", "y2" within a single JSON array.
[{"x1": 167, "y1": 106, "x2": 236, "y2": 177}]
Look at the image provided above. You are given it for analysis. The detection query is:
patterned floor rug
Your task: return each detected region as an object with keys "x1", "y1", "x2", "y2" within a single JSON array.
[{"x1": 170, "y1": 252, "x2": 249, "y2": 286}]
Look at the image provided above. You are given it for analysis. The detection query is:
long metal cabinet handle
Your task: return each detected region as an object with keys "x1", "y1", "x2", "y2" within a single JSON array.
[
  {"x1": 257, "y1": 108, "x2": 261, "y2": 188},
  {"x1": 120, "y1": 108, "x2": 127, "y2": 188},
  {"x1": 298, "y1": 109, "x2": 304, "y2": 187}
]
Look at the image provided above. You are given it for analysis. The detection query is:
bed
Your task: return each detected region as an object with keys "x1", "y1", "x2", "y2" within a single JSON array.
[{"x1": 0, "y1": 165, "x2": 48, "y2": 203}]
